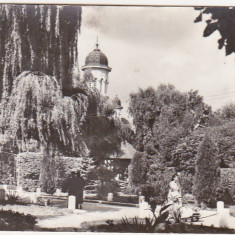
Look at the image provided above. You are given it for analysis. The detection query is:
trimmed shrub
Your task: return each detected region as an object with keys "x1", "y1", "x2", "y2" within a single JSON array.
[
  {"x1": 97, "y1": 181, "x2": 120, "y2": 200},
  {"x1": 16, "y1": 153, "x2": 41, "y2": 192},
  {"x1": 16, "y1": 152, "x2": 83, "y2": 192},
  {"x1": 193, "y1": 133, "x2": 220, "y2": 207},
  {"x1": 146, "y1": 158, "x2": 175, "y2": 204},
  {"x1": 128, "y1": 151, "x2": 150, "y2": 187},
  {"x1": 88, "y1": 166, "x2": 120, "y2": 199}
]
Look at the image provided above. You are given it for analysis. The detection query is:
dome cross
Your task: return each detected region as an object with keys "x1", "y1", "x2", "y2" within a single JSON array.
[{"x1": 96, "y1": 36, "x2": 99, "y2": 49}]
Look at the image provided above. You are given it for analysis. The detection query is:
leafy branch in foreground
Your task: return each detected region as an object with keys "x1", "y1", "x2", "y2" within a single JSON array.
[{"x1": 121, "y1": 203, "x2": 171, "y2": 233}]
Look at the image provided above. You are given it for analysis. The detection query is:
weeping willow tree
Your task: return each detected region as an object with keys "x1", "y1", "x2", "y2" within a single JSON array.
[
  {"x1": 0, "y1": 71, "x2": 124, "y2": 191},
  {"x1": 0, "y1": 71, "x2": 89, "y2": 192},
  {"x1": 0, "y1": 4, "x2": 83, "y2": 192},
  {"x1": 0, "y1": 4, "x2": 81, "y2": 99},
  {"x1": 0, "y1": 5, "x2": 127, "y2": 191}
]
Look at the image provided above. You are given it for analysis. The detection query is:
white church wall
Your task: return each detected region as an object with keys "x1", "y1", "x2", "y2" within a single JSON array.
[{"x1": 89, "y1": 68, "x2": 109, "y2": 94}]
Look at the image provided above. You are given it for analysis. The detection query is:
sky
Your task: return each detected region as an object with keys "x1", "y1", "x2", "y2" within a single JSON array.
[{"x1": 78, "y1": 6, "x2": 235, "y2": 119}]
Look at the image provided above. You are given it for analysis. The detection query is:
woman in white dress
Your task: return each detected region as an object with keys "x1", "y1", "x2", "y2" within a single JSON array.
[{"x1": 167, "y1": 174, "x2": 182, "y2": 221}]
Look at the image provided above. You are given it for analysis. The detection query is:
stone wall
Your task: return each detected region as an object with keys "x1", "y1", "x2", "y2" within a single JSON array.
[
  {"x1": 16, "y1": 152, "x2": 82, "y2": 192},
  {"x1": 220, "y1": 168, "x2": 235, "y2": 201}
]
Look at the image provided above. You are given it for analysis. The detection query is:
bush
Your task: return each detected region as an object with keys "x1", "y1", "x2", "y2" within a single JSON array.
[
  {"x1": 193, "y1": 133, "x2": 220, "y2": 207},
  {"x1": 97, "y1": 181, "x2": 120, "y2": 200},
  {"x1": 0, "y1": 210, "x2": 36, "y2": 230},
  {"x1": 87, "y1": 166, "x2": 115, "y2": 183},
  {"x1": 145, "y1": 158, "x2": 175, "y2": 204},
  {"x1": 128, "y1": 151, "x2": 150, "y2": 187},
  {"x1": 5, "y1": 191, "x2": 19, "y2": 204},
  {"x1": 88, "y1": 166, "x2": 120, "y2": 199},
  {"x1": 180, "y1": 172, "x2": 194, "y2": 195},
  {"x1": 0, "y1": 191, "x2": 26, "y2": 206},
  {"x1": 114, "y1": 195, "x2": 139, "y2": 204}
]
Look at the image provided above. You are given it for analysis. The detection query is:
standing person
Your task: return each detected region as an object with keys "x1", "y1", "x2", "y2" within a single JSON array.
[
  {"x1": 76, "y1": 171, "x2": 85, "y2": 209},
  {"x1": 63, "y1": 171, "x2": 78, "y2": 209},
  {"x1": 167, "y1": 173, "x2": 182, "y2": 221},
  {"x1": 67, "y1": 171, "x2": 78, "y2": 197}
]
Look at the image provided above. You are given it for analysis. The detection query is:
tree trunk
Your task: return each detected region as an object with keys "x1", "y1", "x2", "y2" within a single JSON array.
[{"x1": 39, "y1": 145, "x2": 56, "y2": 194}]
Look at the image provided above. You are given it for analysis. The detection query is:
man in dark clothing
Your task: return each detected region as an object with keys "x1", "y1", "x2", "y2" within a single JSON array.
[
  {"x1": 76, "y1": 171, "x2": 85, "y2": 209},
  {"x1": 65, "y1": 171, "x2": 85, "y2": 209},
  {"x1": 67, "y1": 172, "x2": 77, "y2": 196}
]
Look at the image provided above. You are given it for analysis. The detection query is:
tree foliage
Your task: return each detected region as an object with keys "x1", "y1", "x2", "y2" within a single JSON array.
[
  {"x1": 171, "y1": 127, "x2": 205, "y2": 174},
  {"x1": 128, "y1": 83, "x2": 235, "y2": 204},
  {"x1": 193, "y1": 133, "x2": 220, "y2": 207},
  {"x1": 87, "y1": 165, "x2": 120, "y2": 199},
  {"x1": 128, "y1": 84, "x2": 214, "y2": 199},
  {"x1": 0, "y1": 5, "x2": 128, "y2": 193},
  {"x1": 0, "y1": 5, "x2": 82, "y2": 99},
  {"x1": 0, "y1": 71, "x2": 88, "y2": 155},
  {"x1": 128, "y1": 151, "x2": 150, "y2": 187},
  {"x1": 145, "y1": 156, "x2": 175, "y2": 204},
  {"x1": 0, "y1": 71, "x2": 124, "y2": 192},
  {"x1": 81, "y1": 155, "x2": 95, "y2": 179},
  {"x1": 0, "y1": 71, "x2": 89, "y2": 192},
  {"x1": 129, "y1": 84, "x2": 211, "y2": 161},
  {"x1": 129, "y1": 151, "x2": 175, "y2": 203},
  {"x1": 211, "y1": 121, "x2": 235, "y2": 168},
  {"x1": 195, "y1": 7, "x2": 235, "y2": 56}
]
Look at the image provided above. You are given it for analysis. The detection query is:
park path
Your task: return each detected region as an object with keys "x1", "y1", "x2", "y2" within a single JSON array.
[
  {"x1": 36, "y1": 203, "x2": 235, "y2": 230},
  {"x1": 36, "y1": 202, "x2": 140, "y2": 229},
  {"x1": 2, "y1": 201, "x2": 235, "y2": 230}
]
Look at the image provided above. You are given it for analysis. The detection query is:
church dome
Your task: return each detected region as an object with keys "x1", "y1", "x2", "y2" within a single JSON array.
[
  {"x1": 85, "y1": 48, "x2": 109, "y2": 66},
  {"x1": 82, "y1": 40, "x2": 111, "y2": 72},
  {"x1": 112, "y1": 95, "x2": 123, "y2": 110}
]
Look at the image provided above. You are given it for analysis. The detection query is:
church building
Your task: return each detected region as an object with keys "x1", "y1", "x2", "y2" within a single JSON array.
[
  {"x1": 81, "y1": 40, "x2": 111, "y2": 96},
  {"x1": 81, "y1": 39, "x2": 136, "y2": 180},
  {"x1": 81, "y1": 39, "x2": 123, "y2": 117}
]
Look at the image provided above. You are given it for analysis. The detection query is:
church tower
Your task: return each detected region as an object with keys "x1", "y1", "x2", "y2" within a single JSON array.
[{"x1": 82, "y1": 39, "x2": 112, "y2": 95}]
